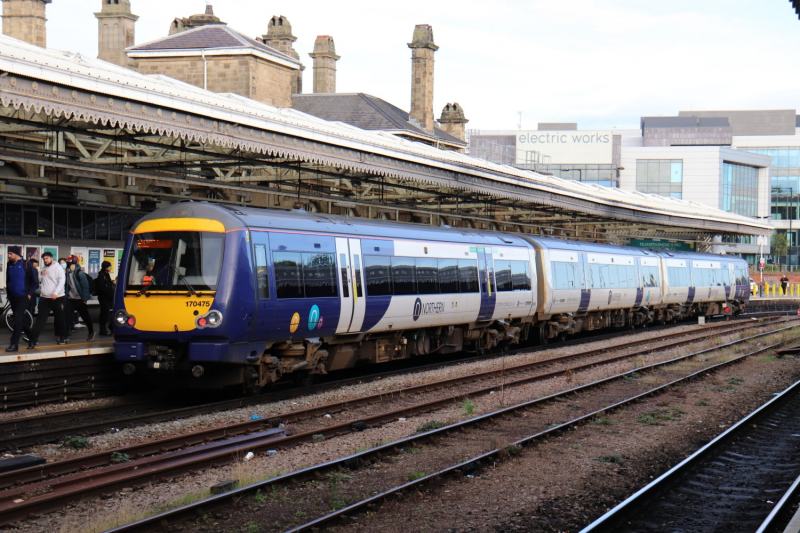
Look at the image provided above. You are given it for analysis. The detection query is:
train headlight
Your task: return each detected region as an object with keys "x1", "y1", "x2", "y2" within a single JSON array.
[
  {"x1": 115, "y1": 310, "x2": 135, "y2": 327},
  {"x1": 196, "y1": 310, "x2": 223, "y2": 329}
]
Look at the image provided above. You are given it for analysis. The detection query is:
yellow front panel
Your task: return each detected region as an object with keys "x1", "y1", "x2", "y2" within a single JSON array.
[
  {"x1": 123, "y1": 294, "x2": 216, "y2": 332},
  {"x1": 133, "y1": 218, "x2": 226, "y2": 234}
]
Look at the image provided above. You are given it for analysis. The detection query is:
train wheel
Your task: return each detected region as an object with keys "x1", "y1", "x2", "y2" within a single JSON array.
[{"x1": 538, "y1": 324, "x2": 548, "y2": 346}]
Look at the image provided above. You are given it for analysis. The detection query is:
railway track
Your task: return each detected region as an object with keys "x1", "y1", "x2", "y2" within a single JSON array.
[
  {"x1": 0, "y1": 317, "x2": 780, "y2": 450},
  {"x1": 0, "y1": 316, "x2": 777, "y2": 492},
  {"x1": 95, "y1": 323, "x2": 799, "y2": 533},
  {"x1": 2, "y1": 321, "x2": 794, "y2": 529},
  {"x1": 580, "y1": 378, "x2": 800, "y2": 533}
]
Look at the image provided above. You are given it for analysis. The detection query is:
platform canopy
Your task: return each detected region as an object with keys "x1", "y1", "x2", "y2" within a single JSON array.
[{"x1": 0, "y1": 35, "x2": 771, "y2": 249}]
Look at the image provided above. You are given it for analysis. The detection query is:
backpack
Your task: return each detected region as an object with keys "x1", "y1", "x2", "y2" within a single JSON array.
[{"x1": 88, "y1": 274, "x2": 99, "y2": 296}]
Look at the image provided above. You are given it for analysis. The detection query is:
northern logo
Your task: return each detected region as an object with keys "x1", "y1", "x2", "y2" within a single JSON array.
[{"x1": 413, "y1": 298, "x2": 444, "y2": 321}]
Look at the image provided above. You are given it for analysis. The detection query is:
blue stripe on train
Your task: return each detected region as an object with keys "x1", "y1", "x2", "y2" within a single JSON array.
[{"x1": 578, "y1": 289, "x2": 591, "y2": 312}]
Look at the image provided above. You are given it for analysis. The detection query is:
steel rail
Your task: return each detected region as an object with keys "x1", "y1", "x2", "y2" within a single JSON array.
[
  {"x1": 2, "y1": 315, "x2": 763, "y2": 441},
  {"x1": 580, "y1": 379, "x2": 800, "y2": 533},
  {"x1": 755, "y1": 472, "x2": 800, "y2": 533},
  {"x1": 103, "y1": 324, "x2": 798, "y2": 533},
  {"x1": 0, "y1": 319, "x2": 772, "y2": 490},
  {"x1": 285, "y1": 342, "x2": 793, "y2": 533},
  {"x1": 0, "y1": 318, "x2": 768, "y2": 450}
]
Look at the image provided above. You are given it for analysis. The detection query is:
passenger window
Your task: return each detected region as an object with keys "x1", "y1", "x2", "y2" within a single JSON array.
[
  {"x1": 438, "y1": 258, "x2": 459, "y2": 293},
  {"x1": 303, "y1": 253, "x2": 337, "y2": 298},
  {"x1": 339, "y1": 253, "x2": 349, "y2": 298},
  {"x1": 458, "y1": 259, "x2": 479, "y2": 293},
  {"x1": 511, "y1": 261, "x2": 531, "y2": 291},
  {"x1": 495, "y1": 262, "x2": 513, "y2": 292},
  {"x1": 392, "y1": 257, "x2": 416, "y2": 295},
  {"x1": 273, "y1": 252, "x2": 303, "y2": 299},
  {"x1": 352, "y1": 255, "x2": 363, "y2": 298},
  {"x1": 254, "y1": 244, "x2": 269, "y2": 299},
  {"x1": 364, "y1": 255, "x2": 392, "y2": 296},
  {"x1": 416, "y1": 257, "x2": 439, "y2": 295}
]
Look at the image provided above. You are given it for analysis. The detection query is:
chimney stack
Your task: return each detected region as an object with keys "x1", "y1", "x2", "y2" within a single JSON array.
[
  {"x1": 439, "y1": 103, "x2": 469, "y2": 143},
  {"x1": 407, "y1": 24, "x2": 438, "y2": 133},
  {"x1": 263, "y1": 15, "x2": 304, "y2": 94},
  {"x1": 95, "y1": 0, "x2": 138, "y2": 68},
  {"x1": 309, "y1": 35, "x2": 339, "y2": 94},
  {"x1": 2, "y1": 0, "x2": 51, "y2": 48}
]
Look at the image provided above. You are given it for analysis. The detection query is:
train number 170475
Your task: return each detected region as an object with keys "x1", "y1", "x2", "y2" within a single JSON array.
[{"x1": 185, "y1": 301, "x2": 211, "y2": 308}]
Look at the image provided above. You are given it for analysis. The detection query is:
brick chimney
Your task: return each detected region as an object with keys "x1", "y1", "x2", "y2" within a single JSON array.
[
  {"x1": 263, "y1": 15, "x2": 304, "y2": 94},
  {"x1": 407, "y1": 24, "x2": 438, "y2": 133},
  {"x1": 2, "y1": 0, "x2": 51, "y2": 48},
  {"x1": 95, "y1": 0, "x2": 138, "y2": 68},
  {"x1": 309, "y1": 35, "x2": 339, "y2": 94},
  {"x1": 439, "y1": 103, "x2": 469, "y2": 142}
]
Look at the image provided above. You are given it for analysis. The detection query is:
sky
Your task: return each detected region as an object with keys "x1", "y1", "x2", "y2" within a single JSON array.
[{"x1": 26, "y1": 0, "x2": 800, "y2": 131}]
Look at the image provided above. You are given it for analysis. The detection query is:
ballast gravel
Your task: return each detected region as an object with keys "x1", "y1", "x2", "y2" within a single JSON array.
[{"x1": 6, "y1": 321, "x2": 792, "y2": 533}]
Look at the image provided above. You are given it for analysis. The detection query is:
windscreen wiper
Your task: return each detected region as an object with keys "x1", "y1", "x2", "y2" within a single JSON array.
[{"x1": 168, "y1": 263, "x2": 199, "y2": 296}]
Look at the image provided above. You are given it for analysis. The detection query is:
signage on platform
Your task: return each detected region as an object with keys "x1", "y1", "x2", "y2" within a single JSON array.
[{"x1": 628, "y1": 239, "x2": 695, "y2": 252}]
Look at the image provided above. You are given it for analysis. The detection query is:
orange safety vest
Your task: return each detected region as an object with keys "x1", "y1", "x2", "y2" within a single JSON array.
[{"x1": 143, "y1": 274, "x2": 154, "y2": 285}]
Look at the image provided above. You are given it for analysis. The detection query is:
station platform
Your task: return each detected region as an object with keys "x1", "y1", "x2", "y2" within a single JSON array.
[
  {"x1": 0, "y1": 307, "x2": 119, "y2": 409},
  {"x1": 0, "y1": 305, "x2": 113, "y2": 363}
]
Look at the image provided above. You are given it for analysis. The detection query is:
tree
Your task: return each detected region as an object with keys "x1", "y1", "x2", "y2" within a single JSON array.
[{"x1": 772, "y1": 232, "x2": 789, "y2": 268}]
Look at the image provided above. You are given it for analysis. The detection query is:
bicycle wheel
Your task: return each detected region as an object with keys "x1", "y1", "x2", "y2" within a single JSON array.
[{"x1": 4, "y1": 309, "x2": 33, "y2": 342}]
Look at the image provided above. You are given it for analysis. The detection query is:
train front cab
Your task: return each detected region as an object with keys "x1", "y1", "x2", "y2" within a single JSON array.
[{"x1": 112, "y1": 215, "x2": 262, "y2": 388}]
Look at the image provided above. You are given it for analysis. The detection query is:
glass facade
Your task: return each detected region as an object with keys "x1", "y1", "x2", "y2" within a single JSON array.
[
  {"x1": 721, "y1": 162, "x2": 758, "y2": 217},
  {"x1": 542, "y1": 164, "x2": 617, "y2": 188},
  {"x1": 635, "y1": 160, "x2": 683, "y2": 199},
  {"x1": 0, "y1": 202, "x2": 142, "y2": 241},
  {"x1": 738, "y1": 147, "x2": 799, "y2": 220}
]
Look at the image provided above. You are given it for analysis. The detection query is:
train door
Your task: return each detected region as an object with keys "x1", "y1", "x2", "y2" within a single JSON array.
[
  {"x1": 343, "y1": 238, "x2": 366, "y2": 332},
  {"x1": 335, "y1": 238, "x2": 356, "y2": 334},
  {"x1": 478, "y1": 248, "x2": 497, "y2": 321},
  {"x1": 250, "y1": 231, "x2": 274, "y2": 341},
  {"x1": 578, "y1": 253, "x2": 591, "y2": 312}
]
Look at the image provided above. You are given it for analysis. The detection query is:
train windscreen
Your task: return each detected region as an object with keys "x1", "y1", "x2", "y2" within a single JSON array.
[{"x1": 126, "y1": 231, "x2": 225, "y2": 292}]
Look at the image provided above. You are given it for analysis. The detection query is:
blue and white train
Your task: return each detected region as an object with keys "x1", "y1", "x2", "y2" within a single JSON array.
[{"x1": 112, "y1": 203, "x2": 750, "y2": 389}]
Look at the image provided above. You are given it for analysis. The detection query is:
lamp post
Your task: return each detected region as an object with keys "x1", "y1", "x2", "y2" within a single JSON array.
[{"x1": 787, "y1": 187, "x2": 794, "y2": 271}]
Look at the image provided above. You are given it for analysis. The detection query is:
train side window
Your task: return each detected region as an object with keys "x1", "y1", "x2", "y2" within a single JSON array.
[
  {"x1": 589, "y1": 264, "x2": 601, "y2": 289},
  {"x1": 352, "y1": 255, "x2": 363, "y2": 297},
  {"x1": 392, "y1": 257, "x2": 416, "y2": 295},
  {"x1": 303, "y1": 253, "x2": 337, "y2": 298},
  {"x1": 511, "y1": 261, "x2": 531, "y2": 291},
  {"x1": 495, "y1": 262, "x2": 513, "y2": 292},
  {"x1": 438, "y1": 258, "x2": 459, "y2": 293},
  {"x1": 273, "y1": 252, "x2": 304, "y2": 299},
  {"x1": 339, "y1": 254, "x2": 350, "y2": 298},
  {"x1": 364, "y1": 255, "x2": 392, "y2": 296},
  {"x1": 254, "y1": 244, "x2": 269, "y2": 299},
  {"x1": 458, "y1": 259, "x2": 480, "y2": 293},
  {"x1": 416, "y1": 257, "x2": 439, "y2": 295}
]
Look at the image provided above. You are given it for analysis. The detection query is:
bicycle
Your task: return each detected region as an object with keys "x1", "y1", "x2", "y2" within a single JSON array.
[{"x1": 1, "y1": 295, "x2": 35, "y2": 342}]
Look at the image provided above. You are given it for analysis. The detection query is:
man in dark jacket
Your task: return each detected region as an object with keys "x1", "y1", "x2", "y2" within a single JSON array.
[
  {"x1": 6, "y1": 246, "x2": 39, "y2": 351},
  {"x1": 781, "y1": 274, "x2": 790, "y2": 295},
  {"x1": 64, "y1": 256, "x2": 95, "y2": 341},
  {"x1": 97, "y1": 261, "x2": 116, "y2": 336}
]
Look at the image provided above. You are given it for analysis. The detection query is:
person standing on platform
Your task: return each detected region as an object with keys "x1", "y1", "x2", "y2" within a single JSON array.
[
  {"x1": 29, "y1": 252, "x2": 67, "y2": 347},
  {"x1": 781, "y1": 274, "x2": 790, "y2": 296},
  {"x1": 5, "y1": 246, "x2": 38, "y2": 352},
  {"x1": 64, "y1": 256, "x2": 95, "y2": 342},
  {"x1": 97, "y1": 261, "x2": 116, "y2": 336}
]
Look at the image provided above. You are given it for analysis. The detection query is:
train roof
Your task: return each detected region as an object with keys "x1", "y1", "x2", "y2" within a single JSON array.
[
  {"x1": 131, "y1": 202, "x2": 533, "y2": 248},
  {"x1": 521, "y1": 235, "x2": 746, "y2": 263}
]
